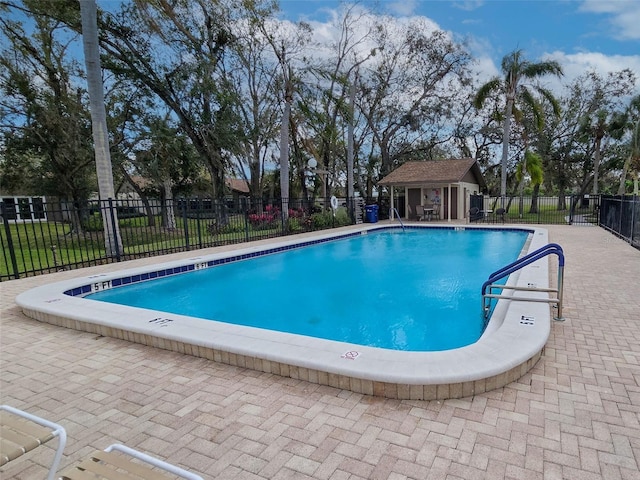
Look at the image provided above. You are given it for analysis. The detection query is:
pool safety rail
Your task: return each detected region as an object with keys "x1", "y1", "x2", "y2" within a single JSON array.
[
  {"x1": 482, "y1": 243, "x2": 565, "y2": 321},
  {"x1": 389, "y1": 207, "x2": 405, "y2": 231}
]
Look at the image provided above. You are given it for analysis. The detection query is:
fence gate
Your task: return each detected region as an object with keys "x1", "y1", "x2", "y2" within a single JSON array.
[{"x1": 568, "y1": 195, "x2": 600, "y2": 225}]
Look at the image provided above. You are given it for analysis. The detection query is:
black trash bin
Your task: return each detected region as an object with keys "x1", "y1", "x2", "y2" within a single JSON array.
[{"x1": 365, "y1": 204, "x2": 379, "y2": 223}]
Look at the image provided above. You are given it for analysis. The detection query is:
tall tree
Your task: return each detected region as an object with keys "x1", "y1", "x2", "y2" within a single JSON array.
[
  {"x1": 132, "y1": 115, "x2": 200, "y2": 229},
  {"x1": 0, "y1": 7, "x2": 95, "y2": 230},
  {"x1": 358, "y1": 18, "x2": 472, "y2": 182},
  {"x1": 617, "y1": 95, "x2": 640, "y2": 194},
  {"x1": 224, "y1": 18, "x2": 280, "y2": 198},
  {"x1": 473, "y1": 49, "x2": 563, "y2": 200},
  {"x1": 516, "y1": 150, "x2": 544, "y2": 214},
  {"x1": 579, "y1": 108, "x2": 626, "y2": 195},
  {"x1": 79, "y1": 0, "x2": 122, "y2": 256},
  {"x1": 248, "y1": 11, "x2": 311, "y2": 218},
  {"x1": 300, "y1": 3, "x2": 375, "y2": 204},
  {"x1": 549, "y1": 70, "x2": 636, "y2": 200}
]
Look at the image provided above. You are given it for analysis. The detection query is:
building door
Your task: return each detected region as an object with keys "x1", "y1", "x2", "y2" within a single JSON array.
[
  {"x1": 407, "y1": 188, "x2": 421, "y2": 220},
  {"x1": 442, "y1": 187, "x2": 459, "y2": 220}
]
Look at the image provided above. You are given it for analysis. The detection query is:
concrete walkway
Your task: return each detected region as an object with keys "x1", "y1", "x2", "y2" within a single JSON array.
[{"x1": 1, "y1": 225, "x2": 639, "y2": 479}]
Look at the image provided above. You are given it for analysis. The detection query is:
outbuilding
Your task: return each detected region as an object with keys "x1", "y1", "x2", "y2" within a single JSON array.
[{"x1": 377, "y1": 158, "x2": 487, "y2": 221}]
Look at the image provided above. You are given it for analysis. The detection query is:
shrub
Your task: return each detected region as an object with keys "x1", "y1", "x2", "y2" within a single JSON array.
[{"x1": 248, "y1": 204, "x2": 281, "y2": 230}]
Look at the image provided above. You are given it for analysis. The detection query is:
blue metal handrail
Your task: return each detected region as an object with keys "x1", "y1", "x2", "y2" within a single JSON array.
[
  {"x1": 390, "y1": 207, "x2": 405, "y2": 232},
  {"x1": 482, "y1": 243, "x2": 565, "y2": 320},
  {"x1": 483, "y1": 243, "x2": 564, "y2": 294}
]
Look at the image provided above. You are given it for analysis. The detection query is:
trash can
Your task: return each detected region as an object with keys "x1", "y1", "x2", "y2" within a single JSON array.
[{"x1": 365, "y1": 204, "x2": 379, "y2": 223}]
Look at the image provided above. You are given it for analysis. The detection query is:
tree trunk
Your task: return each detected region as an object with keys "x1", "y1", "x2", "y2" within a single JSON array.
[
  {"x1": 592, "y1": 137, "x2": 602, "y2": 195},
  {"x1": 347, "y1": 79, "x2": 355, "y2": 219},
  {"x1": 618, "y1": 153, "x2": 632, "y2": 195},
  {"x1": 529, "y1": 184, "x2": 540, "y2": 214},
  {"x1": 80, "y1": 0, "x2": 122, "y2": 256},
  {"x1": 500, "y1": 97, "x2": 514, "y2": 203},
  {"x1": 161, "y1": 178, "x2": 176, "y2": 230},
  {"x1": 117, "y1": 163, "x2": 155, "y2": 227},
  {"x1": 557, "y1": 187, "x2": 567, "y2": 210},
  {"x1": 279, "y1": 80, "x2": 291, "y2": 221}
]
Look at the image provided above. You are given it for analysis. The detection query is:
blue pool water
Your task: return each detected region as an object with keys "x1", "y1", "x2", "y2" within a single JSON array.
[{"x1": 87, "y1": 228, "x2": 529, "y2": 351}]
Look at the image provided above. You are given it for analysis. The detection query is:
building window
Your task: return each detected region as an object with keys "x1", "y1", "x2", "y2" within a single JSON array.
[{"x1": 1, "y1": 196, "x2": 47, "y2": 222}]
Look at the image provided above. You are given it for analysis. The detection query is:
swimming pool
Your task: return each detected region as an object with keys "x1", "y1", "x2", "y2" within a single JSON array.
[
  {"x1": 17, "y1": 224, "x2": 553, "y2": 400},
  {"x1": 85, "y1": 229, "x2": 529, "y2": 351}
]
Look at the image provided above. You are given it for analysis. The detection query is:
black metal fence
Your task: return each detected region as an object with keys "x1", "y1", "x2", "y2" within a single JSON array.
[
  {"x1": 599, "y1": 195, "x2": 640, "y2": 249},
  {"x1": 2, "y1": 194, "x2": 637, "y2": 281},
  {"x1": 1, "y1": 197, "x2": 363, "y2": 281},
  {"x1": 468, "y1": 194, "x2": 600, "y2": 225}
]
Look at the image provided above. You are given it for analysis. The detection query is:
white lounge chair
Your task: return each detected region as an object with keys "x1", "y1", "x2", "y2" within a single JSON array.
[
  {"x1": 0, "y1": 404, "x2": 67, "y2": 480},
  {"x1": 58, "y1": 443, "x2": 203, "y2": 480}
]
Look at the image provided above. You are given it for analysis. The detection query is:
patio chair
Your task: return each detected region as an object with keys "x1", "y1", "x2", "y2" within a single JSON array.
[
  {"x1": 468, "y1": 207, "x2": 482, "y2": 222},
  {"x1": 432, "y1": 203, "x2": 441, "y2": 220},
  {"x1": 416, "y1": 204, "x2": 426, "y2": 221},
  {"x1": 495, "y1": 207, "x2": 507, "y2": 223},
  {"x1": 58, "y1": 443, "x2": 203, "y2": 480},
  {"x1": 0, "y1": 404, "x2": 67, "y2": 480}
]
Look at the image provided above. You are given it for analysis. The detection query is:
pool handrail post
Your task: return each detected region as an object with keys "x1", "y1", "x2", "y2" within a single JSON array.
[
  {"x1": 482, "y1": 243, "x2": 565, "y2": 321},
  {"x1": 555, "y1": 262, "x2": 565, "y2": 321},
  {"x1": 390, "y1": 207, "x2": 405, "y2": 232}
]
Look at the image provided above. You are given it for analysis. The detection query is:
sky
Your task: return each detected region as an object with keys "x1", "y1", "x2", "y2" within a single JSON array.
[{"x1": 278, "y1": 0, "x2": 640, "y2": 95}]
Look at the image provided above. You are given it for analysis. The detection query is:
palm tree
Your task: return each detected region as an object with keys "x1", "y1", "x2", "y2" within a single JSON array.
[
  {"x1": 618, "y1": 95, "x2": 640, "y2": 195},
  {"x1": 516, "y1": 150, "x2": 544, "y2": 216},
  {"x1": 580, "y1": 108, "x2": 627, "y2": 195},
  {"x1": 626, "y1": 119, "x2": 640, "y2": 195},
  {"x1": 474, "y1": 49, "x2": 563, "y2": 201},
  {"x1": 79, "y1": 0, "x2": 122, "y2": 256}
]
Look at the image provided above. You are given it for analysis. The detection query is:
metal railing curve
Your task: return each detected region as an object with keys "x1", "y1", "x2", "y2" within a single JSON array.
[
  {"x1": 482, "y1": 243, "x2": 565, "y2": 321},
  {"x1": 390, "y1": 207, "x2": 405, "y2": 232}
]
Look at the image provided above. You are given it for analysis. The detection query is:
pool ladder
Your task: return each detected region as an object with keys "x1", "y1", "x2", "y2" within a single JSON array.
[
  {"x1": 389, "y1": 207, "x2": 405, "y2": 232},
  {"x1": 482, "y1": 243, "x2": 565, "y2": 322}
]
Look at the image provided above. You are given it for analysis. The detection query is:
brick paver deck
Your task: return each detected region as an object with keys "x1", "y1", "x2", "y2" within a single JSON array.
[{"x1": 1, "y1": 225, "x2": 639, "y2": 479}]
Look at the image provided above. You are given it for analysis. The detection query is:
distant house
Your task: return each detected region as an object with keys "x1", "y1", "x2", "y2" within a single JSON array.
[
  {"x1": 225, "y1": 178, "x2": 250, "y2": 196},
  {"x1": 377, "y1": 158, "x2": 486, "y2": 221},
  {"x1": 116, "y1": 176, "x2": 250, "y2": 200},
  {"x1": 0, "y1": 194, "x2": 47, "y2": 222}
]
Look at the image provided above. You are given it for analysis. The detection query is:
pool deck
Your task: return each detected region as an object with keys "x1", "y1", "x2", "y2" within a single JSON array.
[
  {"x1": 13, "y1": 224, "x2": 550, "y2": 401},
  {"x1": 2, "y1": 224, "x2": 640, "y2": 479}
]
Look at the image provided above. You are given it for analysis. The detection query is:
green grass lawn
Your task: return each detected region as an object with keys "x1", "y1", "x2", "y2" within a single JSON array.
[
  {"x1": 1, "y1": 203, "x2": 579, "y2": 280},
  {"x1": 1, "y1": 210, "x2": 344, "y2": 279}
]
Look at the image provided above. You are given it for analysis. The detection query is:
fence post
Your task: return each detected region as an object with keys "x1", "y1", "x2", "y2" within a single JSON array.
[
  {"x1": 630, "y1": 195, "x2": 637, "y2": 247},
  {"x1": 196, "y1": 199, "x2": 203, "y2": 249},
  {"x1": 244, "y1": 208, "x2": 250, "y2": 243},
  {"x1": 1, "y1": 202, "x2": 20, "y2": 280},
  {"x1": 182, "y1": 201, "x2": 190, "y2": 251},
  {"x1": 618, "y1": 196, "x2": 623, "y2": 238},
  {"x1": 107, "y1": 198, "x2": 121, "y2": 262},
  {"x1": 568, "y1": 196, "x2": 574, "y2": 225}
]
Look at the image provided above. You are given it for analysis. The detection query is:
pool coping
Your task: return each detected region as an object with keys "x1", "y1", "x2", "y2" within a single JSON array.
[{"x1": 16, "y1": 224, "x2": 552, "y2": 400}]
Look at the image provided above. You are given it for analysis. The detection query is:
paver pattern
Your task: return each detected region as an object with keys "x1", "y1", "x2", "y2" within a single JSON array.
[{"x1": 1, "y1": 225, "x2": 639, "y2": 479}]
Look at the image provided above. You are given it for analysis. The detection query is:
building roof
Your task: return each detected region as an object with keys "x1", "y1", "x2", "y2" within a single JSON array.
[
  {"x1": 377, "y1": 158, "x2": 486, "y2": 189},
  {"x1": 225, "y1": 178, "x2": 250, "y2": 194}
]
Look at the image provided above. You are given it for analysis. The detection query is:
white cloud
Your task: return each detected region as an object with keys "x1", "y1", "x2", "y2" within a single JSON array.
[
  {"x1": 385, "y1": 0, "x2": 418, "y2": 17},
  {"x1": 542, "y1": 50, "x2": 640, "y2": 95},
  {"x1": 452, "y1": 1, "x2": 484, "y2": 12},
  {"x1": 579, "y1": 0, "x2": 640, "y2": 40}
]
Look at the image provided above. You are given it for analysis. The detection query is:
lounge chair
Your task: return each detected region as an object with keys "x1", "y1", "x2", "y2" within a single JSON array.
[
  {"x1": 0, "y1": 404, "x2": 67, "y2": 480},
  {"x1": 58, "y1": 443, "x2": 203, "y2": 480}
]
